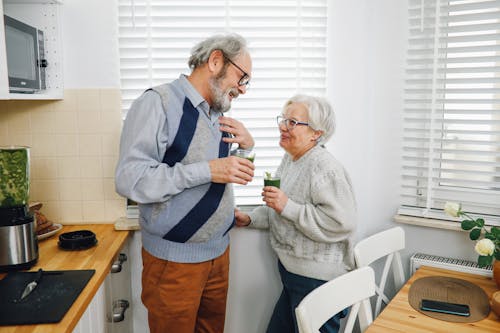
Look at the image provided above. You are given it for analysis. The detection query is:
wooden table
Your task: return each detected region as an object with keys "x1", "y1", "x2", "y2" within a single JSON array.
[
  {"x1": 365, "y1": 265, "x2": 500, "y2": 333},
  {"x1": 0, "y1": 224, "x2": 130, "y2": 333}
]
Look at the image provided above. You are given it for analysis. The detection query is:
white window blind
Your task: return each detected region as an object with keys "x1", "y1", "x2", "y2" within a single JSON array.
[
  {"x1": 399, "y1": 0, "x2": 500, "y2": 225},
  {"x1": 117, "y1": 0, "x2": 327, "y2": 206}
]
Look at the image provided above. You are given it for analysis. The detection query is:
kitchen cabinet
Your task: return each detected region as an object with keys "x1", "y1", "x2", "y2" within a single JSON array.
[
  {"x1": 0, "y1": 224, "x2": 130, "y2": 333},
  {"x1": 72, "y1": 238, "x2": 133, "y2": 333},
  {"x1": 0, "y1": 0, "x2": 63, "y2": 100}
]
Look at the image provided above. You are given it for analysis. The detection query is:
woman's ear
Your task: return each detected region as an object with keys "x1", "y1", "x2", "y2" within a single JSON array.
[
  {"x1": 208, "y1": 49, "x2": 224, "y2": 73},
  {"x1": 312, "y1": 130, "x2": 324, "y2": 141}
]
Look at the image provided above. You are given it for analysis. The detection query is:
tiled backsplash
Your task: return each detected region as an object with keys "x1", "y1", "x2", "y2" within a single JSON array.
[{"x1": 0, "y1": 89, "x2": 126, "y2": 223}]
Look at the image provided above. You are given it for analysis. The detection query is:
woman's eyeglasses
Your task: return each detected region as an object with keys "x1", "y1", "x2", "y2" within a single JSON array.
[
  {"x1": 276, "y1": 116, "x2": 309, "y2": 130},
  {"x1": 223, "y1": 55, "x2": 251, "y2": 87}
]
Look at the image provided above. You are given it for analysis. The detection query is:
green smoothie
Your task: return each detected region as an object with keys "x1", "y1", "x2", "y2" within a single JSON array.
[
  {"x1": 264, "y1": 172, "x2": 280, "y2": 188},
  {"x1": 0, "y1": 146, "x2": 30, "y2": 207},
  {"x1": 231, "y1": 149, "x2": 255, "y2": 162}
]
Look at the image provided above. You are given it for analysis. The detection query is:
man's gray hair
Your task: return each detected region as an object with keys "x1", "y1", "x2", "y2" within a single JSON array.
[
  {"x1": 283, "y1": 94, "x2": 336, "y2": 144},
  {"x1": 188, "y1": 33, "x2": 248, "y2": 70}
]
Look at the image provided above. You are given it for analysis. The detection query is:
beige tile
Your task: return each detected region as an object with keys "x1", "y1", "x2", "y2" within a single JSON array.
[
  {"x1": 0, "y1": 100, "x2": 8, "y2": 112},
  {"x1": 58, "y1": 157, "x2": 81, "y2": 178},
  {"x1": 81, "y1": 179, "x2": 104, "y2": 200},
  {"x1": 58, "y1": 179, "x2": 82, "y2": 201},
  {"x1": 6, "y1": 133, "x2": 32, "y2": 147},
  {"x1": 82, "y1": 201, "x2": 105, "y2": 222},
  {"x1": 100, "y1": 89, "x2": 122, "y2": 113},
  {"x1": 30, "y1": 109, "x2": 56, "y2": 133},
  {"x1": 8, "y1": 109, "x2": 31, "y2": 134},
  {"x1": 53, "y1": 110, "x2": 78, "y2": 133},
  {"x1": 102, "y1": 156, "x2": 118, "y2": 178},
  {"x1": 100, "y1": 111, "x2": 122, "y2": 134},
  {"x1": 80, "y1": 157, "x2": 103, "y2": 178},
  {"x1": 105, "y1": 199, "x2": 126, "y2": 221},
  {"x1": 103, "y1": 178, "x2": 121, "y2": 200},
  {"x1": 77, "y1": 90, "x2": 101, "y2": 113},
  {"x1": 31, "y1": 157, "x2": 58, "y2": 179},
  {"x1": 102, "y1": 156, "x2": 117, "y2": 178},
  {"x1": 29, "y1": 101, "x2": 53, "y2": 113},
  {"x1": 52, "y1": 90, "x2": 78, "y2": 113},
  {"x1": 56, "y1": 134, "x2": 79, "y2": 157},
  {"x1": 58, "y1": 201, "x2": 83, "y2": 223},
  {"x1": 79, "y1": 134, "x2": 102, "y2": 156},
  {"x1": 30, "y1": 179, "x2": 60, "y2": 202},
  {"x1": 102, "y1": 133, "x2": 120, "y2": 156},
  {"x1": 77, "y1": 111, "x2": 101, "y2": 134},
  {"x1": 31, "y1": 134, "x2": 58, "y2": 157},
  {"x1": 37, "y1": 201, "x2": 61, "y2": 224},
  {"x1": 0, "y1": 109, "x2": 8, "y2": 134}
]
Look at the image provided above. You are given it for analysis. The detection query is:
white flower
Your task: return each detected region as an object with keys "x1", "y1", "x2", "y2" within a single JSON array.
[
  {"x1": 444, "y1": 202, "x2": 461, "y2": 218},
  {"x1": 474, "y1": 238, "x2": 495, "y2": 256}
]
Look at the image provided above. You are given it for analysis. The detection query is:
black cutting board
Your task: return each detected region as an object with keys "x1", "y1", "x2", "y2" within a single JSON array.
[{"x1": 0, "y1": 269, "x2": 95, "y2": 325}]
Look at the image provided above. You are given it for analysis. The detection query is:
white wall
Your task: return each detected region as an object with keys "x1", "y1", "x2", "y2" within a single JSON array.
[
  {"x1": 62, "y1": 1, "x2": 480, "y2": 332},
  {"x1": 62, "y1": 0, "x2": 120, "y2": 88}
]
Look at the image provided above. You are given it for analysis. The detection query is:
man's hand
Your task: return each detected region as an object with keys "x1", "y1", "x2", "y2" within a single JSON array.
[
  {"x1": 219, "y1": 116, "x2": 255, "y2": 149},
  {"x1": 209, "y1": 156, "x2": 255, "y2": 184}
]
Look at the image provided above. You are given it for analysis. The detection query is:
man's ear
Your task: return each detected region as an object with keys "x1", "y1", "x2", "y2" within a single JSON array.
[{"x1": 208, "y1": 49, "x2": 224, "y2": 73}]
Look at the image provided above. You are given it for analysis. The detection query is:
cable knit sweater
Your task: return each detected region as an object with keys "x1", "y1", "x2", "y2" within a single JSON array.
[{"x1": 248, "y1": 145, "x2": 357, "y2": 281}]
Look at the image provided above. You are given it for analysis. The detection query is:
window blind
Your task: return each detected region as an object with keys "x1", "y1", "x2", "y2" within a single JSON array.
[
  {"x1": 400, "y1": 0, "x2": 500, "y2": 225},
  {"x1": 117, "y1": 0, "x2": 327, "y2": 205}
]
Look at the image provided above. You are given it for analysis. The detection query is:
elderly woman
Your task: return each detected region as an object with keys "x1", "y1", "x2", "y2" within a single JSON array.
[{"x1": 235, "y1": 94, "x2": 357, "y2": 333}]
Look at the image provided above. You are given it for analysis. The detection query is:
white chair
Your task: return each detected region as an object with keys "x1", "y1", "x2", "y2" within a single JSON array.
[
  {"x1": 295, "y1": 266, "x2": 375, "y2": 333},
  {"x1": 353, "y1": 226, "x2": 405, "y2": 317}
]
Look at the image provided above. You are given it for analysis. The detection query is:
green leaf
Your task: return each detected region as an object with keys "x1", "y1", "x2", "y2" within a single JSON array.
[
  {"x1": 485, "y1": 233, "x2": 496, "y2": 241},
  {"x1": 490, "y1": 227, "x2": 500, "y2": 237},
  {"x1": 477, "y1": 255, "x2": 493, "y2": 268},
  {"x1": 475, "y1": 218, "x2": 484, "y2": 227},
  {"x1": 461, "y1": 220, "x2": 475, "y2": 230},
  {"x1": 495, "y1": 251, "x2": 500, "y2": 261},
  {"x1": 469, "y1": 228, "x2": 481, "y2": 240}
]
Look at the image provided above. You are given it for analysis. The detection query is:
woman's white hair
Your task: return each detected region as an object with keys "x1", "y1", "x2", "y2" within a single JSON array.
[
  {"x1": 188, "y1": 33, "x2": 248, "y2": 70},
  {"x1": 283, "y1": 94, "x2": 336, "y2": 144}
]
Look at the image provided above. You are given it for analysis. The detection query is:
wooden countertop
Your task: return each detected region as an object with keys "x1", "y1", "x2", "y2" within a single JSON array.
[{"x1": 0, "y1": 224, "x2": 130, "y2": 333}]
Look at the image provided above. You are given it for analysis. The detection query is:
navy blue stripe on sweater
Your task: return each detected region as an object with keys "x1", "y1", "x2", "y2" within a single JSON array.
[
  {"x1": 163, "y1": 108, "x2": 231, "y2": 243},
  {"x1": 162, "y1": 98, "x2": 199, "y2": 167}
]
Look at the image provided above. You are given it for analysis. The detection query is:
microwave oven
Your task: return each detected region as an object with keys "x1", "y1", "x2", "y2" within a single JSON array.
[{"x1": 3, "y1": 15, "x2": 47, "y2": 93}]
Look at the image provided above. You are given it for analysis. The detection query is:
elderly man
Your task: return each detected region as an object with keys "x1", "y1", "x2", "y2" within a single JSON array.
[{"x1": 115, "y1": 33, "x2": 255, "y2": 333}]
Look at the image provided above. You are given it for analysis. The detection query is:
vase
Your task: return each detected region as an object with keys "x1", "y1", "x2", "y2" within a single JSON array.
[{"x1": 493, "y1": 261, "x2": 500, "y2": 289}]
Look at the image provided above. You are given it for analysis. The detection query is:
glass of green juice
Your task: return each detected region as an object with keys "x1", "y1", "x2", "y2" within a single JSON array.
[
  {"x1": 264, "y1": 172, "x2": 280, "y2": 188},
  {"x1": 231, "y1": 148, "x2": 255, "y2": 162}
]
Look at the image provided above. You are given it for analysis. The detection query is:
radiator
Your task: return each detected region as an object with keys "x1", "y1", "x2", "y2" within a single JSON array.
[{"x1": 410, "y1": 253, "x2": 493, "y2": 277}]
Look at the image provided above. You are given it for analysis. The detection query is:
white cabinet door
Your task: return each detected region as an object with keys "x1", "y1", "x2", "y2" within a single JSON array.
[
  {"x1": 0, "y1": 0, "x2": 63, "y2": 100},
  {"x1": 106, "y1": 238, "x2": 133, "y2": 333},
  {"x1": 72, "y1": 239, "x2": 133, "y2": 333},
  {"x1": 72, "y1": 282, "x2": 108, "y2": 333}
]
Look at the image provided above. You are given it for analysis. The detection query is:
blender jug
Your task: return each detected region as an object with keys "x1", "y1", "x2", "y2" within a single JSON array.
[{"x1": 0, "y1": 146, "x2": 38, "y2": 271}]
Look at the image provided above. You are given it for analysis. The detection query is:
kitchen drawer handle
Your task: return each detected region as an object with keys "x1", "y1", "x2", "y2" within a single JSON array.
[
  {"x1": 111, "y1": 253, "x2": 127, "y2": 273},
  {"x1": 109, "y1": 299, "x2": 129, "y2": 322}
]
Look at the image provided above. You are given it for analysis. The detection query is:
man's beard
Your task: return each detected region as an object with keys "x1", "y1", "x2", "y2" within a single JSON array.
[{"x1": 209, "y1": 74, "x2": 239, "y2": 113}]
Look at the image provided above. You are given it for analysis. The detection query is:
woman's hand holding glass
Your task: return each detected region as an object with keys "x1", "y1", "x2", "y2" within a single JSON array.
[{"x1": 263, "y1": 186, "x2": 287, "y2": 214}]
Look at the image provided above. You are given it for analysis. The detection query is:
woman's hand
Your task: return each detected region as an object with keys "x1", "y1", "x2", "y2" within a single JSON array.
[
  {"x1": 235, "y1": 208, "x2": 251, "y2": 227},
  {"x1": 219, "y1": 116, "x2": 255, "y2": 149},
  {"x1": 262, "y1": 186, "x2": 287, "y2": 214}
]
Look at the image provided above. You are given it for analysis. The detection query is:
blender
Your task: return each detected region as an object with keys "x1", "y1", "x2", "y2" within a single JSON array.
[{"x1": 0, "y1": 146, "x2": 38, "y2": 271}]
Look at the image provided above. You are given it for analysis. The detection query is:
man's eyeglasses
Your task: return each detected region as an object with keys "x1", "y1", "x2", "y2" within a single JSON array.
[
  {"x1": 223, "y1": 55, "x2": 251, "y2": 87},
  {"x1": 276, "y1": 116, "x2": 310, "y2": 130}
]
